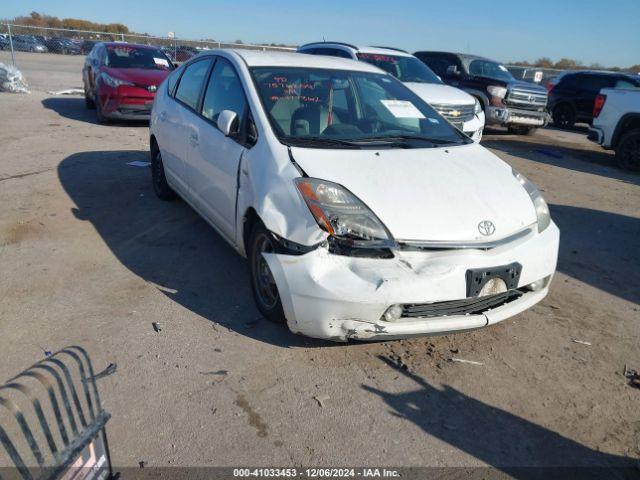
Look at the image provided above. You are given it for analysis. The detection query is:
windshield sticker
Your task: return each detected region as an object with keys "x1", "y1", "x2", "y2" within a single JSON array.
[
  {"x1": 154, "y1": 57, "x2": 169, "y2": 67},
  {"x1": 380, "y1": 100, "x2": 425, "y2": 119},
  {"x1": 108, "y1": 45, "x2": 135, "y2": 56},
  {"x1": 358, "y1": 53, "x2": 398, "y2": 64},
  {"x1": 427, "y1": 118, "x2": 440, "y2": 124}
]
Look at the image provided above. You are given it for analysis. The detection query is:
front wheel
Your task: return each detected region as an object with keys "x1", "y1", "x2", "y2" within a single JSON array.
[
  {"x1": 615, "y1": 129, "x2": 640, "y2": 172},
  {"x1": 249, "y1": 222, "x2": 286, "y2": 324},
  {"x1": 508, "y1": 126, "x2": 536, "y2": 136},
  {"x1": 84, "y1": 89, "x2": 96, "y2": 109}
]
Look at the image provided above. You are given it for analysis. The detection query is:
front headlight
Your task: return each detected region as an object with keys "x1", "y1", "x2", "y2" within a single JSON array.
[
  {"x1": 512, "y1": 169, "x2": 550, "y2": 233},
  {"x1": 294, "y1": 178, "x2": 395, "y2": 249},
  {"x1": 474, "y1": 98, "x2": 482, "y2": 114},
  {"x1": 487, "y1": 85, "x2": 507, "y2": 99},
  {"x1": 100, "y1": 72, "x2": 134, "y2": 88}
]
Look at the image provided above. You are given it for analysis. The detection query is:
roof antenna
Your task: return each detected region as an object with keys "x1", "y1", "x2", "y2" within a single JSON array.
[{"x1": 322, "y1": 36, "x2": 326, "y2": 43}]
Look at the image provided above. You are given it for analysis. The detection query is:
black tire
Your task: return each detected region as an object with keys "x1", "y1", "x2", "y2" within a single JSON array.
[
  {"x1": 508, "y1": 126, "x2": 536, "y2": 136},
  {"x1": 95, "y1": 97, "x2": 109, "y2": 124},
  {"x1": 84, "y1": 89, "x2": 96, "y2": 109},
  {"x1": 615, "y1": 128, "x2": 640, "y2": 172},
  {"x1": 552, "y1": 103, "x2": 575, "y2": 128},
  {"x1": 248, "y1": 222, "x2": 286, "y2": 324},
  {"x1": 151, "y1": 148, "x2": 177, "y2": 201}
]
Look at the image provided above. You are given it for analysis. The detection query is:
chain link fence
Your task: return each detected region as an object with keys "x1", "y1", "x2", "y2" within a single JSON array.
[
  {"x1": 0, "y1": 23, "x2": 295, "y2": 91},
  {"x1": 0, "y1": 23, "x2": 295, "y2": 60}
]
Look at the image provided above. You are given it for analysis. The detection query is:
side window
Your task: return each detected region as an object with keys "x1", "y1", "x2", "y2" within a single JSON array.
[
  {"x1": 327, "y1": 49, "x2": 351, "y2": 59},
  {"x1": 166, "y1": 67, "x2": 182, "y2": 97},
  {"x1": 615, "y1": 78, "x2": 638, "y2": 89},
  {"x1": 174, "y1": 59, "x2": 212, "y2": 110},
  {"x1": 583, "y1": 75, "x2": 614, "y2": 92},
  {"x1": 201, "y1": 57, "x2": 248, "y2": 127}
]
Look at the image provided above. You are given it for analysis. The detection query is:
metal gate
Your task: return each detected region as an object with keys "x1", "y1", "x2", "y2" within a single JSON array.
[{"x1": 0, "y1": 346, "x2": 112, "y2": 480}]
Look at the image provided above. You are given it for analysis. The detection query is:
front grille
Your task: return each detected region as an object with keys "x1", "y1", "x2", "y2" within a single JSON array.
[
  {"x1": 401, "y1": 290, "x2": 523, "y2": 319},
  {"x1": 505, "y1": 87, "x2": 547, "y2": 110},
  {"x1": 431, "y1": 103, "x2": 476, "y2": 124}
]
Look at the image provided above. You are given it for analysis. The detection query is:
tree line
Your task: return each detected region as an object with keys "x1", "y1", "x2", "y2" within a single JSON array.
[
  {"x1": 510, "y1": 57, "x2": 639, "y2": 74},
  {"x1": 7, "y1": 11, "x2": 130, "y2": 34}
]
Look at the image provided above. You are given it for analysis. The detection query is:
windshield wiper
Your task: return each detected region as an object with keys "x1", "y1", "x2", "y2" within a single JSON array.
[
  {"x1": 283, "y1": 136, "x2": 363, "y2": 149},
  {"x1": 356, "y1": 135, "x2": 465, "y2": 146}
]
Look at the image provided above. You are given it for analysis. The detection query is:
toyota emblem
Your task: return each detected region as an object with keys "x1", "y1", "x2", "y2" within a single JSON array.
[{"x1": 478, "y1": 220, "x2": 496, "y2": 236}]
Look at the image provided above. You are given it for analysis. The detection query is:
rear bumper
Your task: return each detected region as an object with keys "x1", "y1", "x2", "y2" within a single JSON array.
[
  {"x1": 264, "y1": 222, "x2": 560, "y2": 342},
  {"x1": 486, "y1": 106, "x2": 550, "y2": 127},
  {"x1": 587, "y1": 127, "x2": 604, "y2": 145}
]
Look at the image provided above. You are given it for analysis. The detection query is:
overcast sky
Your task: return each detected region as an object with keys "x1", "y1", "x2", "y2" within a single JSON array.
[{"x1": 3, "y1": 0, "x2": 639, "y2": 67}]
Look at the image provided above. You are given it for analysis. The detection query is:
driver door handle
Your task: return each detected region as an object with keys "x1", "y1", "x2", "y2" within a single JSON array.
[{"x1": 189, "y1": 132, "x2": 199, "y2": 146}]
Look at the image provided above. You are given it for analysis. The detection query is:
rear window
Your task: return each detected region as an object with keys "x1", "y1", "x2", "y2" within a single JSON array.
[
  {"x1": 356, "y1": 53, "x2": 442, "y2": 84},
  {"x1": 105, "y1": 45, "x2": 174, "y2": 70}
]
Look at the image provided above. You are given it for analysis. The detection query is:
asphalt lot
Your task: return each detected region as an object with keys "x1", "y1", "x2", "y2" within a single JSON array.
[{"x1": 1, "y1": 53, "x2": 639, "y2": 473}]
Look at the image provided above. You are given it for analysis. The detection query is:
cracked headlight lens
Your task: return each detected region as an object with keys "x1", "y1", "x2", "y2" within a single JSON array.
[{"x1": 295, "y1": 177, "x2": 395, "y2": 248}]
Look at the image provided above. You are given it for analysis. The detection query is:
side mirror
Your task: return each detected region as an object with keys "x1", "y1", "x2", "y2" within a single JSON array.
[
  {"x1": 217, "y1": 110, "x2": 238, "y2": 137},
  {"x1": 446, "y1": 65, "x2": 460, "y2": 77}
]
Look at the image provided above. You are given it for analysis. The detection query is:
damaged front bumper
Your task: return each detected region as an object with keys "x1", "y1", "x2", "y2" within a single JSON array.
[{"x1": 264, "y1": 222, "x2": 559, "y2": 342}]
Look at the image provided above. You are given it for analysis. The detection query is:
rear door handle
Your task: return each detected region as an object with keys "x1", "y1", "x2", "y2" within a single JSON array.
[{"x1": 189, "y1": 132, "x2": 199, "y2": 146}]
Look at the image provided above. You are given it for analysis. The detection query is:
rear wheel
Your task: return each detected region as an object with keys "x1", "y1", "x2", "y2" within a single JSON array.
[
  {"x1": 248, "y1": 222, "x2": 286, "y2": 324},
  {"x1": 615, "y1": 129, "x2": 640, "y2": 172},
  {"x1": 552, "y1": 103, "x2": 575, "y2": 128},
  {"x1": 508, "y1": 126, "x2": 536, "y2": 136},
  {"x1": 151, "y1": 148, "x2": 177, "y2": 201}
]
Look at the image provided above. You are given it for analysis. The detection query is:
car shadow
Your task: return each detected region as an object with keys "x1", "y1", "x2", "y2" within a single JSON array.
[
  {"x1": 57, "y1": 150, "x2": 334, "y2": 348},
  {"x1": 549, "y1": 204, "x2": 640, "y2": 305},
  {"x1": 483, "y1": 137, "x2": 640, "y2": 185},
  {"x1": 363, "y1": 356, "x2": 637, "y2": 477},
  {"x1": 42, "y1": 97, "x2": 149, "y2": 127}
]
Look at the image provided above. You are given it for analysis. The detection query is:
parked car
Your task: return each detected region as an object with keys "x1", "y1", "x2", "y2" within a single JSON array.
[
  {"x1": 82, "y1": 42, "x2": 175, "y2": 123},
  {"x1": 298, "y1": 42, "x2": 485, "y2": 141},
  {"x1": 588, "y1": 86, "x2": 640, "y2": 171},
  {"x1": 0, "y1": 36, "x2": 9, "y2": 51},
  {"x1": 415, "y1": 51, "x2": 549, "y2": 135},
  {"x1": 149, "y1": 50, "x2": 559, "y2": 341},
  {"x1": 48, "y1": 37, "x2": 82, "y2": 55},
  {"x1": 80, "y1": 40, "x2": 97, "y2": 55},
  {"x1": 11, "y1": 35, "x2": 48, "y2": 53},
  {"x1": 548, "y1": 71, "x2": 640, "y2": 128}
]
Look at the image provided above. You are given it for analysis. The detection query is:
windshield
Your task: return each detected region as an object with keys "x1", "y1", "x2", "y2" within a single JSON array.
[
  {"x1": 251, "y1": 67, "x2": 469, "y2": 148},
  {"x1": 356, "y1": 53, "x2": 442, "y2": 84},
  {"x1": 468, "y1": 59, "x2": 514, "y2": 81},
  {"x1": 105, "y1": 45, "x2": 173, "y2": 70}
]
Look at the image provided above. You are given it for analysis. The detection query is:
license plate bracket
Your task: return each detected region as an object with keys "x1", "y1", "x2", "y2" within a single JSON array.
[{"x1": 466, "y1": 263, "x2": 522, "y2": 297}]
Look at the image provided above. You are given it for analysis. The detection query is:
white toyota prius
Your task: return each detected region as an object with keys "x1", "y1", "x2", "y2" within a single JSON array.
[{"x1": 149, "y1": 49, "x2": 560, "y2": 342}]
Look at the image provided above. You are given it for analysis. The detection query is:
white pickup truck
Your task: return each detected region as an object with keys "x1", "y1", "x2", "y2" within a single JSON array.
[{"x1": 588, "y1": 86, "x2": 640, "y2": 171}]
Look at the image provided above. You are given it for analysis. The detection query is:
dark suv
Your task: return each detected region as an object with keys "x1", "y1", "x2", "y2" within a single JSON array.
[
  {"x1": 414, "y1": 51, "x2": 549, "y2": 135},
  {"x1": 548, "y1": 71, "x2": 640, "y2": 128}
]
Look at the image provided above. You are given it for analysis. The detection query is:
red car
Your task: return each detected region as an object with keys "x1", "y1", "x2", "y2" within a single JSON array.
[{"x1": 82, "y1": 42, "x2": 175, "y2": 122}]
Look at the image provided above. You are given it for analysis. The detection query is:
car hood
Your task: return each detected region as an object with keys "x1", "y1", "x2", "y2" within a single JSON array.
[
  {"x1": 290, "y1": 143, "x2": 537, "y2": 242},
  {"x1": 404, "y1": 82, "x2": 475, "y2": 106},
  {"x1": 103, "y1": 67, "x2": 170, "y2": 87},
  {"x1": 508, "y1": 79, "x2": 547, "y2": 93}
]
